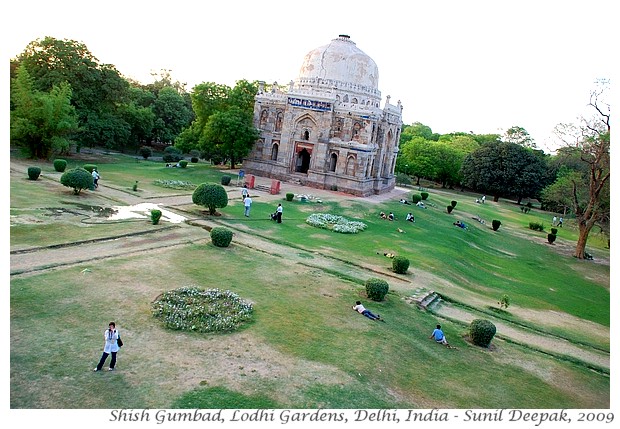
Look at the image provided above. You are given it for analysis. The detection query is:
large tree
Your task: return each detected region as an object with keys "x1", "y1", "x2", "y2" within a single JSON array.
[
  {"x1": 10, "y1": 66, "x2": 78, "y2": 158},
  {"x1": 460, "y1": 141, "x2": 549, "y2": 203},
  {"x1": 13, "y1": 37, "x2": 130, "y2": 150},
  {"x1": 503, "y1": 125, "x2": 536, "y2": 148},
  {"x1": 548, "y1": 87, "x2": 610, "y2": 259}
]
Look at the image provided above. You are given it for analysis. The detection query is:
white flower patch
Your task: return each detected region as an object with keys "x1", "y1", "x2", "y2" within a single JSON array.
[{"x1": 306, "y1": 213, "x2": 367, "y2": 234}]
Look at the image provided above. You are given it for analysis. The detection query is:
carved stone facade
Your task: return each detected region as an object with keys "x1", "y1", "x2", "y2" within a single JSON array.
[{"x1": 243, "y1": 35, "x2": 403, "y2": 196}]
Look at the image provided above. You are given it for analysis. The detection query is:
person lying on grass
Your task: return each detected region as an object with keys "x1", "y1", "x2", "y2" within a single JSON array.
[{"x1": 353, "y1": 301, "x2": 385, "y2": 322}]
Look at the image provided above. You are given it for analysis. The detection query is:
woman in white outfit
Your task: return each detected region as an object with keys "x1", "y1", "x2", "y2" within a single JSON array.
[{"x1": 94, "y1": 322, "x2": 120, "y2": 371}]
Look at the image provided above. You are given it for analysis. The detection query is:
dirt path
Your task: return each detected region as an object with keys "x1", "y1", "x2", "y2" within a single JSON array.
[{"x1": 10, "y1": 161, "x2": 609, "y2": 371}]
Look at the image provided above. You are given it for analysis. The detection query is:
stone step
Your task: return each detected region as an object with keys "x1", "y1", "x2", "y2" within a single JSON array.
[{"x1": 419, "y1": 292, "x2": 439, "y2": 309}]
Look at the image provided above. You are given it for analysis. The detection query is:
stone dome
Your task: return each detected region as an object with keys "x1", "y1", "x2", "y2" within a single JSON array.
[{"x1": 297, "y1": 35, "x2": 379, "y2": 90}]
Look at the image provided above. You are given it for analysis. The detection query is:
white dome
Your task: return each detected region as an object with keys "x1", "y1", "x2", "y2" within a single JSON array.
[{"x1": 298, "y1": 35, "x2": 379, "y2": 90}]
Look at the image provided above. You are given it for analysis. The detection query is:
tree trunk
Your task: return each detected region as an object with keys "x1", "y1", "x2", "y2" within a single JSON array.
[
  {"x1": 493, "y1": 195, "x2": 500, "y2": 202},
  {"x1": 574, "y1": 223, "x2": 593, "y2": 259}
]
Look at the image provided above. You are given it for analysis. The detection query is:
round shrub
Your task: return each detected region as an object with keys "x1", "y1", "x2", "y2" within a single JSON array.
[
  {"x1": 286, "y1": 192, "x2": 294, "y2": 201},
  {"x1": 151, "y1": 209, "x2": 162, "y2": 225},
  {"x1": 211, "y1": 227, "x2": 233, "y2": 247},
  {"x1": 60, "y1": 167, "x2": 93, "y2": 195},
  {"x1": 53, "y1": 159, "x2": 67, "y2": 172},
  {"x1": 469, "y1": 319, "x2": 497, "y2": 347},
  {"x1": 27, "y1": 167, "x2": 41, "y2": 180},
  {"x1": 365, "y1": 277, "x2": 389, "y2": 302},
  {"x1": 139, "y1": 146, "x2": 152, "y2": 160},
  {"x1": 447, "y1": 205, "x2": 454, "y2": 214},
  {"x1": 152, "y1": 286, "x2": 253, "y2": 333},
  {"x1": 551, "y1": 227, "x2": 558, "y2": 235},
  {"x1": 411, "y1": 194, "x2": 422, "y2": 204},
  {"x1": 547, "y1": 233, "x2": 557, "y2": 244},
  {"x1": 82, "y1": 164, "x2": 97, "y2": 173},
  {"x1": 220, "y1": 175, "x2": 232, "y2": 186},
  {"x1": 451, "y1": 200, "x2": 457, "y2": 208},
  {"x1": 492, "y1": 219, "x2": 501, "y2": 231},
  {"x1": 420, "y1": 192, "x2": 429, "y2": 200},
  {"x1": 392, "y1": 256, "x2": 410, "y2": 274},
  {"x1": 179, "y1": 160, "x2": 188, "y2": 168},
  {"x1": 162, "y1": 146, "x2": 183, "y2": 163},
  {"x1": 192, "y1": 183, "x2": 229, "y2": 215}
]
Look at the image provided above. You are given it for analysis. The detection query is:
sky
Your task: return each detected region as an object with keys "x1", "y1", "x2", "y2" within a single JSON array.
[{"x1": 3, "y1": 0, "x2": 613, "y2": 154}]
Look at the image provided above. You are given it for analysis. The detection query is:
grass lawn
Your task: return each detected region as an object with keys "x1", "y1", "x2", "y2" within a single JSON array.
[{"x1": 9, "y1": 152, "x2": 610, "y2": 409}]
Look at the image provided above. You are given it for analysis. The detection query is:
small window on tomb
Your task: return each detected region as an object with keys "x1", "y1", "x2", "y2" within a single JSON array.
[
  {"x1": 271, "y1": 143, "x2": 279, "y2": 161},
  {"x1": 304, "y1": 130, "x2": 310, "y2": 140}
]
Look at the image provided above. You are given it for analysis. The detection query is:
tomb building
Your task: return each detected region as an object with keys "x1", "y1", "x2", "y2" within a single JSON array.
[{"x1": 243, "y1": 34, "x2": 403, "y2": 196}]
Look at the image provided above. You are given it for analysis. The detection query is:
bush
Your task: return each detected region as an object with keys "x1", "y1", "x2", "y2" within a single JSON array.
[
  {"x1": 60, "y1": 167, "x2": 93, "y2": 195},
  {"x1": 469, "y1": 319, "x2": 497, "y2": 347},
  {"x1": 420, "y1": 192, "x2": 429, "y2": 200},
  {"x1": 450, "y1": 200, "x2": 457, "y2": 208},
  {"x1": 447, "y1": 205, "x2": 454, "y2": 214},
  {"x1": 498, "y1": 294, "x2": 510, "y2": 309},
  {"x1": 547, "y1": 233, "x2": 557, "y2": 244},
  {"x1": 365, "y1": 277, "x2": 389, "y2": 301},
  {"x1": 211, "y1": 227, "x2": 233, "y2": 247},
  {"x1": 162, "y1": 146, "x2": 183, "y2": 163},
  {"x1": 529, "y1": 222, "x2": 544, "y2": 231},
  {"x1": 191, "y1": 157, "x2": 199, "y2": 163},
  {"x1": 395, "y1": 173, "x2": 412, "y2": 186},
  {"x1": 551, "y1": 227, "x2": 558, "y2": 235},
  {"x1": 151, "y1": 209, "x2": 162, "y2": 225},
  {"x1": 151, "y1": 286, "x2": 253, "y2": 333},
  {"x1": 53, "y1": 159, "x2": 67, "y2": 172},
  {"x1": 221, "y1": 175, "x2": 232, "y2": 185},
  {"x1": 133, "y1": 181, "x2": 139, "y2": 191},
  {"x1": 411, "y1": 194, "x2": 422, "y2": 204},
  {"x1": 286, "y1": 193, "x2": 294, "y2": 201},
  {"x1": 392, "y1": 256, "x2": 410, "y2": 274},
  {"x1": 492, "y1": 219, "x2": 501, "y2": 231},
  {"x1": 139, "y1": 146, "x2": 152, "y2": 160},
  {"x1": 192, "y1": 183, "x2": 229, "y2": 215},
  {"x1": 179, "y1": 160, "x2": 188, "y2": 168},
  {"x1": 27, "y1": 167, "x2": 41, "y2": 180},
  {"x1": 82, "y1": 164, "x2": 97, "y2": 173}
]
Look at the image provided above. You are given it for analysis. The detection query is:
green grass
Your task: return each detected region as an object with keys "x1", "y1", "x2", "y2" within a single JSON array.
[{"x1": 9, "y1": 153, "x2": 610, "y2": 409}]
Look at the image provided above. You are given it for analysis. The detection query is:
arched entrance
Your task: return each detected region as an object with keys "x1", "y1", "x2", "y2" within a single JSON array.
[{"x1": 295, "y1": 148, "x2": 311, "y2": 173}]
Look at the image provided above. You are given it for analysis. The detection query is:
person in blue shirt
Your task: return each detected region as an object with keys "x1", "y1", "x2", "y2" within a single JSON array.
[{"x1": 430, "y1": 324, "x2": 450, "y2": 347}]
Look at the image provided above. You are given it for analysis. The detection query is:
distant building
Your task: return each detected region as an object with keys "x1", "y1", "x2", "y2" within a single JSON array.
[{"x1": 243, "y1": 35, "x2": 403, "y2": 196}]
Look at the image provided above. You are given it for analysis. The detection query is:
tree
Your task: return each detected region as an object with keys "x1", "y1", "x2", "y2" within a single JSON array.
[
  {"x1": 60, "y1": 168, "x2": 93, "y2": 195},
  {"x1": 192, "y1": 183, "x2": 228, "y2": 215},
  {"x1": 460, "y1": 141, "x2": 549, "y2": 203},
  {"x1": 201, "y1": 107, "x2": 259, "y2": 169},
  {"x1": 503, "y1": 126, "x2": 536, "y2": 148},
  {"x1": 550, "y1": 86, "x2": 610, "y2": 259},
  {"x1": 152, "y1": 86, "x2": 193, "y2": 144},
  {"x1": 10, "y1": 66, "x2": 78, "y2": 158},
  {"x1": 13, "y1": 37, "x2": 130, "y2": 151},
  {"x1": 397, "y1": 137, "x2": 437, "y2": 185}
]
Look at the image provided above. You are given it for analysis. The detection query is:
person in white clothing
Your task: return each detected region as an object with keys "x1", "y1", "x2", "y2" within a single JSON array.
[
  {"x1": 92, "y1": 169, "x2": 100, "y2": 188},
  {"x1": 94, "y1": 322, "x2": 120, "y2": 371},
  {"x1": 352, "y1": 301, "x2": 383, "y2": 321},
  {"x1": 243, "y1": 195, "x2": 252, "y2": 217}
]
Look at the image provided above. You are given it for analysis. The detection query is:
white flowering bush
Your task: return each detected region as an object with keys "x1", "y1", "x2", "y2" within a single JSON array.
[
  {"x1": 152, "y1": 286, "x2": 253, "y2": 333},
  {"x1": 154, "y1": 180, "x2": 197, "y2": 190},
  {"x1": 306, "y1": 213, "x2": 367, "y2": 234}
]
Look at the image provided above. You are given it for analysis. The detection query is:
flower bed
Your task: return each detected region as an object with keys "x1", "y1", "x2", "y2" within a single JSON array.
[
  {"x1": 153, "y1": 180, "x2": 197, "y2": 190},
  {"x1": 306, "y1": 213, "x2": 367, "y2": 234},
  {"x1": 152, "y1": 286, "x2": 253, "y2": 333}
]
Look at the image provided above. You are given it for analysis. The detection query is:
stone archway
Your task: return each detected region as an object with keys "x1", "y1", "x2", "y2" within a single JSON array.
[{"x1": 295, "y1": 148, "x2": 311, "y2": 173}]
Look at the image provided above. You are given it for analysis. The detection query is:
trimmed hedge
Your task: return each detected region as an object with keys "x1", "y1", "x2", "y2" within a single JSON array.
[
  {"x1": 151, "y1": 209, "x2": 162, "y2": 225},
  {"x1": 492, "y1": 220, "x2": 501, "y2": 231},
  {"x1": 392, "y1": 256, "x2": 410, "y2": 274},
  {"x1": 221, "y1": 175, "x2": 232, "y2": 185},
  {"x1": 365, "y1": 277, "x2": 389, "y2": 301},
  {"x1": 27, "y1": 167, "x2": 41, "y2": 180},
  {"x1": 469, "y1": 319, "x2": 497, "y2": 347},
  {"x1": 211, "y1": 227, "x2": 233, "y2": 247},
  {"x1": 53, "y1": 159, "x2": 67, "y2": 172}
]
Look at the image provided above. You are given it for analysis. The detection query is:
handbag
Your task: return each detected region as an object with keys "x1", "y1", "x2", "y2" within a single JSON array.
[{"x1": 117, "y1": 336, "x2": 123, "y2": 347}]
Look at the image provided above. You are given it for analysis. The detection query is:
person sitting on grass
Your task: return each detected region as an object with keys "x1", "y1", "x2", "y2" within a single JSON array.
[
  {"x1": 388, "y1": 212, "x2": 395, "y2": 221},
  {"x1": 353, "y1": 301, "x2": 384, "y2": 321},
  {"x1": 406, "y1": 212, "x2": 415, "y2": 222},
  {"x1": 430, "y1": 324, "x2": 451, "y2": 347},
  {"x1": 379, "y1": 211, "x2": 387, "y2": 219}
]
